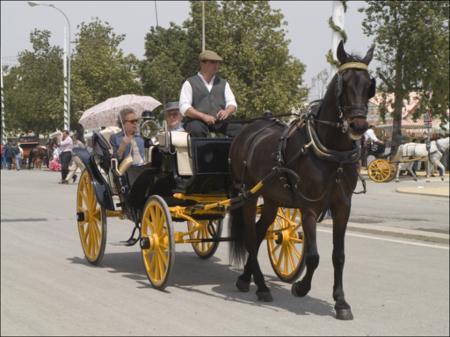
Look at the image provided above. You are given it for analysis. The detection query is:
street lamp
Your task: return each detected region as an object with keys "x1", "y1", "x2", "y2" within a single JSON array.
[{"x1": 28, "y1": 1, "x2": 71, "y2": 131}]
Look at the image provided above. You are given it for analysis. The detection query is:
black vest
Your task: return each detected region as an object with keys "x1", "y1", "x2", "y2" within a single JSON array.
[{"x1": 187, "y1": 75, "x2": 226, "y2": 117}]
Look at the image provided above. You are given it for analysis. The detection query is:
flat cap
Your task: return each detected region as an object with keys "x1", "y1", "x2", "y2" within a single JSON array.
[
  {"x1": 199, "y1": 50, "x2": 223, "y2": 62},
  {"x1": 164, "y1": 101, "x2": 180, "y2": 113}
]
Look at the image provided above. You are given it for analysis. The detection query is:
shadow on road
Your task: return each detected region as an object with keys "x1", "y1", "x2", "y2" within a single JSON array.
[{"x1": 68, "y1": 251, "x2": 335, "y2": 318}]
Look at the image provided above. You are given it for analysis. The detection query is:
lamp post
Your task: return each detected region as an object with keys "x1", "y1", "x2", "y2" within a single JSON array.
[
  {"x1": 1, "y1": 59, "x2": 6, "y2": 145},
  {"x1": 28, "y1": 1, "x2": 71, "y2": 131}
]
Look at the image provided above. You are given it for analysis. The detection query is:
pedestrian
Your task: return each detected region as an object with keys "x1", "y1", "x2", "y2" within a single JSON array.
[
  {"x1": 10, "y1": 141, "x2": 22, "y2": 170},
  {"x1": 4, "y1": 141, "x2": 12, "y2": 169},
  {"x1": 65, "y1": 136, "x2": 85, "y2": 184},
  {"x1": 49, "y1": 144, "x2": 61, "y2": 172},
  {"x1": 0, "y1": 143, "x2": 6, "y2": 169},
  {"x1": 58, "y1": 130, "x2": 73, "y2": 184},
  {"x1": 179, "y1": 49, "x2": 241, "y2": 138}
]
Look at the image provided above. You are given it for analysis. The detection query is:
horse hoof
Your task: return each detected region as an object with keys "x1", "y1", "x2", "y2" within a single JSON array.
[
  {"x1": 395, "y1": 179, "x2": 399, "y2": 183},
  {"x1": 335, "y1": 308, "x2": 354, "y2": 320},
  {"x1": 256, "y1": 290, "x2": 273, "y2": 302},
  {"x1": 291, "y1": 282, "x2": 310, "y2": 297},
  {"x1": 236, "y1": 278, "x2": 250, "y2": 292}
]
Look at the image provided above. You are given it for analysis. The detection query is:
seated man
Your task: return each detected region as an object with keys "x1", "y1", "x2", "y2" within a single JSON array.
[
  {"x1": 110, "y1": 108, "x2": 145, "y2": 166},
  {"x1": 179, "y1": 50, "x2": 241, "y2": 138},
  {"x1": 164, "y1": 101, "x2": 184, "y2": 131}
]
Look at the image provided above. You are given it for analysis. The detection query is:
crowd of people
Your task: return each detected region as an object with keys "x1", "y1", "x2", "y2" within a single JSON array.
[{"x1": 1, "y1": 141, "x2": 23, "y2": 170}]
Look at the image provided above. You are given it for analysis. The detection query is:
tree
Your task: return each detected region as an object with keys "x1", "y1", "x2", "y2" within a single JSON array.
[
  {"x1": 71, "y1": 18, "x2": 142, "y2": 124},
  {"x1": 141, "y1": 24, "x2": 190, "y2": 104},
  {"x1": 360, "y1": 1, "x2": 449, "y2": 154},
  {"x1": 141, "y1": 1, "x2": 308, "y2": 118},
  {"x1": 184, "y1": 1, "x2": 308, "y2": 117},
  {"x1": 3, "y1": 30, "x2": 64, "y2": 135}
]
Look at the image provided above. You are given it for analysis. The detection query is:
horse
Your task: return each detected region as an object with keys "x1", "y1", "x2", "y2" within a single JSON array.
[
  {"x1": 28, "y1": 146, "x2": 48, "y2": 169},
  {"x1": 228, "y1": 41, "x2": 375, "y2": 320},
  {"x1": 392, "y1": 137, "x2": 449, "y2": 181}
]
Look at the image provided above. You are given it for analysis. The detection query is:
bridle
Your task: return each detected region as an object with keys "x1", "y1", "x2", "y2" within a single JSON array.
[{"x1": 315, "y1": 61, "x2": 373, "y2": 134}]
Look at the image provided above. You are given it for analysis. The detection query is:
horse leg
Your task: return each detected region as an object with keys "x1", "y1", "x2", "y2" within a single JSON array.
[
  {"x1": 432, "y1": 158, "x2": 445, "y2": 180},
  {"x1": 234, "y1": 200, "x2": 277, "y2": 302},
  {"x1": 395, "y1": 163, "x2": 401, "y2": 182},
  {"x1": 330, "y1": 202, "x2": 353, "y2": 320},
  {"x1": 292, "y1": 209, "x2": 319, "y2": 297},
  {"x1": 234, "y1": 200, "x2": 257, "y2": 292},
  {"x1": 252, "y1": 200, "x2": 277, "y2": 301},
  {"x1": 406, "y1": 163, "x2": 417, "y2": 181}
]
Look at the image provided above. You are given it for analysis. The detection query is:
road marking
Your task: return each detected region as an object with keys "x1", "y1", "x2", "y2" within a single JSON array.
[
  {"x1": 317, "y1": 228, "x2": 449, "y2": 250},
  {"x1": 1, "y1": 218, "x2": 48, "y2": 222}
]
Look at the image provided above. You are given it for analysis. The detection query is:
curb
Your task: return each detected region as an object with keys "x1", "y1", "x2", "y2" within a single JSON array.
[
  {"x1": 319, "y1": 219, "x2": 449, "y2": 245},
  {"x1": 395, "y1": 186, "x2": 449, "y2": 198}
]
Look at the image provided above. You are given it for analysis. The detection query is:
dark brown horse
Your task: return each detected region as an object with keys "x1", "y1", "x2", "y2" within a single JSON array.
[
  {"x1": 228, "y1": 41, "x2": 375, "y2": 320},
  {"x1": 28, "y1": 146, "x2": 48, "y2": 169}
]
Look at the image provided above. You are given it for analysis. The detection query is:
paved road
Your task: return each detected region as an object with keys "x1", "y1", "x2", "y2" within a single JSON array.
[
  {"x1": 1, "y1": 170, "x2": 449, "y2": 335},
  {"x1": 350, "y1": 176, "x2": 449, "y2": 234}
]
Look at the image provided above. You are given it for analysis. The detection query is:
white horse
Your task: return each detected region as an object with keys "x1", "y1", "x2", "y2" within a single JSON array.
[{"x1": 392, "y1": 137, "x2": 449, "y2": 181}]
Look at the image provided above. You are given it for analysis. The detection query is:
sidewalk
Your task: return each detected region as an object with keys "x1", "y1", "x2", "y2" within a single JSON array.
[
  {"x1": 360, "y1": 168, "x2": 449, "y2": 198},
  {"x1": 321, "y1": 171, "x2": 449, "y2": 244},
  {"x1": 395, "y1": 179, "x2": 449, "y2": 198},
  {"x1": 319, "y1": 219, "x2": 449, "y2": 245}
]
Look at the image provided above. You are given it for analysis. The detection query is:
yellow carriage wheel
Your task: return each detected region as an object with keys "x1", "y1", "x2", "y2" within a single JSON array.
[
  {"x1": 77, "y1": 170, "x2": 107, "y2": 265},
  {"x1": 368, "y1": 159, "x2": 392, "y2": 183},
  {"x1": 187, "y1": 219, "x2": 223, "y2": 259},
  {"x1": 267, "y1": 208, "x2": 305, "y2": 283},
  {"x1": 387, "y1": 163, "x2": 397, "y2": 182},
  {"x1": 140, "y1": 196, "x2": 175, "y2": 290}
]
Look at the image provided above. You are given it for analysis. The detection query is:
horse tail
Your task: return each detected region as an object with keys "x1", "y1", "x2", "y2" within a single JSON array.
[{"x1": 229, "y1": 191, "x2": 247, "y2": 267}]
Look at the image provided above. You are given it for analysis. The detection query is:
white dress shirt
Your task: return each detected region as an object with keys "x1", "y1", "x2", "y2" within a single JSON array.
[
  {"x1": 364, "y1": 128, "x2": 380, "y2": 142},
  {"x1": 179, "y1": 72, "x2": 237, "y2": 116}
]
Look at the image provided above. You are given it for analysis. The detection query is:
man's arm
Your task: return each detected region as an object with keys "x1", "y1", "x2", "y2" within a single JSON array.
[{"x1": 216, "y1": 82, "x2": 237, "y2": 120}]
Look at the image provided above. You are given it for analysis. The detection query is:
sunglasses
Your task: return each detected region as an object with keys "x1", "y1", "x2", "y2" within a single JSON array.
[{"x1": 125, "y1": 119, "x2": 139, "y2": 124}]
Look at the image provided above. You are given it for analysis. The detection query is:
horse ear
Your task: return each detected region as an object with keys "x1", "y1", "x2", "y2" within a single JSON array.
[
  {"x1": 336, "y1": 40, "x2": 348, "y2": 64},
  {"x1": 362, "y1": 44, "x2": 375, "y2": 65}
]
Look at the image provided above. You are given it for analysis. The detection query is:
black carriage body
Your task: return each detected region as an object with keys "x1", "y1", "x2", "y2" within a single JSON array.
[
  {"x1": 177, "y1": 137, "x2": 232, "y2": 195},
  {"x1": 79, "y1": 129, "x2": 233, "y2": 223}
]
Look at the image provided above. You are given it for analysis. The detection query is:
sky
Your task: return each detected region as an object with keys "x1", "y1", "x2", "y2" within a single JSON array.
[{"x1": 1, "y1": 1, "x2": 373, "y2": 91}]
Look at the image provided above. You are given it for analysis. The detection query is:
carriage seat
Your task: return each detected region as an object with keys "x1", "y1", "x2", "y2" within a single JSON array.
[{"x1": 157, "y1": 131, "x2": 193, "y2": 176}]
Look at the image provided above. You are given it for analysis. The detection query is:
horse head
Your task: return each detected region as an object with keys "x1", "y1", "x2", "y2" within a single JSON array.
[{"x1": 334, "y1": 41, "x2": 375, "y2": 140}]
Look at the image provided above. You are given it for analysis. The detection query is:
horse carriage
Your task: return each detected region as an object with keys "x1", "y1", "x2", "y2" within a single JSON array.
[
  {"x1": 366, "y1": 137, "x2": 449, "y2": 182},
  {"x1": 75, "y1": 41, "x2": 379, "y2": 320},
  {"x1": 75, "y1": 121, "x2": 306, "y2": 289}
]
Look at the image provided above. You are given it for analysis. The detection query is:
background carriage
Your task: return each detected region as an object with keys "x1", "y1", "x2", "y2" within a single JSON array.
[
  {"x1": 75, "y1": 113, "x2": 306, "y2": 289},
  {"x1": 367, "y1": 137, "x2": 449, "y2": 182}
]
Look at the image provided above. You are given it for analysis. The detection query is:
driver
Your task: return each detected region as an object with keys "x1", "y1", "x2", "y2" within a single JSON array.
[
  {"x1": 110, "y1": 108, "x2": 145, "y2": 165},
  {"x1": 179, "y1": 50, "x2": 240, "y2": 137}
]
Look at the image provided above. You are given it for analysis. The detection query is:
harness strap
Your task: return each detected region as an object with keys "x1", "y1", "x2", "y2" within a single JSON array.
[{"x1": 306, "y1": 119, "x2": 361, "y2": 164}]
